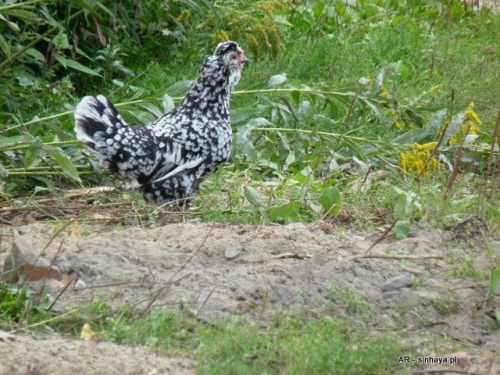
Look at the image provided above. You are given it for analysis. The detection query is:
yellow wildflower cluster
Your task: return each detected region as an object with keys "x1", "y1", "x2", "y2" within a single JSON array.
[
  {"x1": 256, "y1": 0, "x2": 285, "y2": 15},
  {"x1": 445, "y1": 102, "x2": 481, "y2": 145},
  {"x1": 211, "y1": 30, "x2": 229, "y2": 42},
  {"x1": 379, "y1": 87, "x2": 389, "y2": 98},
  {"x1": 176, "y1": 10, "x2": 190, "y2": 23},
  {"x1": 399, "y1": 142, "x2": 443, "y2": 176},
  {"x1": 386, "y1": 108, "x2": 403, "y2": 129},
  {"x1": 201, "y1": 1, "x2": 287, "y2": 60}
]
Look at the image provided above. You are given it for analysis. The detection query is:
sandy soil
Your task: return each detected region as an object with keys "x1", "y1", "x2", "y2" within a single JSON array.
[{"x1": 1, "y1": 221, "x2": 499, "y2": 374}]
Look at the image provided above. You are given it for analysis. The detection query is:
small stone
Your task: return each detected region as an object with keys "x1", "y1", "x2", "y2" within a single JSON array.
[
  {"x1": 3, "y1": 237, "x2": 58, "y2": 283},
  {"x1": 0, "y1": 330, "x2": 15, "y2": 342},
  {"x1": 188, "y1": 219, "x2": 201, "y2": 225},
  {"x1": 224, "y1": 247, "x2": 241, "y2": 260},
  {"x1": 382, "y1": 273, "x2": 412, "y2": 292},
  {"x1": 2, "y1": 237, "x2": 75, "y2": 287},
  {"x1": 74, "y1": 279, "x2": 87, "y2": 288}
]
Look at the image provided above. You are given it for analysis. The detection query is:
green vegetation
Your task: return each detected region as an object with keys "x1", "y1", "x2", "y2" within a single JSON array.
[
  {"x1": 0, "y1": 291, "x2": 403, "y2": 374},
  {"x1": 1, "y1": 0, "x2": 500, "y2": 373},
  {"x1": 431, "y1": 295, "x2": 460, "y2": 315},
  {"x1": 1, "y1": 1, "x2": 499, "y2": 232}
]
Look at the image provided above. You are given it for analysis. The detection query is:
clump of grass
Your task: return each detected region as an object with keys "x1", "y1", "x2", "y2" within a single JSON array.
[
  {"x1": 327, "y1": 285, "x2": 373, "y2": 319},
  {"x1": 70, "y1": 304, "x2": 401, "y2": 374},
  {"x1": 431, "y1": 295, "x2": 460, "y2": 316},
  {"x1": 0, "y1": 281, "x2": 52, "y2": 328}
]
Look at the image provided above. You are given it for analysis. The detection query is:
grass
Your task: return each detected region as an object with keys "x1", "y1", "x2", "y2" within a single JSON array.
[
  {"x1": 0, "y1": 281, "x2": 404, "y2": 373},
  {"x1": 49, "y1": 300, "x2": 405, "y2": 374}
]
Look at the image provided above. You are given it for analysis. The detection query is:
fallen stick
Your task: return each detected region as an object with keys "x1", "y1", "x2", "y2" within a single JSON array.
[{"x1": 353, "y1": 254, "x2": 444, "y2": 261}]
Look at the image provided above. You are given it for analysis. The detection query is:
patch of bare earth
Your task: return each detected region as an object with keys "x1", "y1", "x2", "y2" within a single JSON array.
[{"x1": 1, "y1": 221, "x2": 499, "y2": 374}]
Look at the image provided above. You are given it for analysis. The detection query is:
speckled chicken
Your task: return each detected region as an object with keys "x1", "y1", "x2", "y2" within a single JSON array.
[{"x1": 74, "y1": 41, "x2": 249, "y2": 204}]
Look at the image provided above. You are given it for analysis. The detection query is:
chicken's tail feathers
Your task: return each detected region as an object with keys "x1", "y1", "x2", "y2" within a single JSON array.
[{"x1": 74, "y1": 95, "x2": 127, "y2": 150}]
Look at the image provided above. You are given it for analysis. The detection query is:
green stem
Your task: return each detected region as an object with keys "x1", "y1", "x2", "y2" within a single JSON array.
[
  {"x1": 4, "y1": 99, "x2": 150, "y2": 132},
  {"x1": 8, "y1": 171, "x2": 94, "y2": 176},
  {"x1": 232, "y1": 88, "x2": 353, "y2": 98},
  {"x1": 0, "y1": 0, "x2": 45, "y2": 12},
  {"x1": 8, "y1": 165, "x2": 91, "y2": 171},
  {"x1": 6, "y1": 140, "x2": 81, "y2": 151},
  {"x1": 252, "y1": 127, "x2": 382, "y2": 146},
  {"x1": 4, "y1": 88, "x2": 355, "y2": 132}
]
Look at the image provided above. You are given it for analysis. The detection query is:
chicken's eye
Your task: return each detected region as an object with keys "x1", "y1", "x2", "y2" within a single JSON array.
[{"x1": 230, "y1": 53, "x2": 238, "y2": 60}]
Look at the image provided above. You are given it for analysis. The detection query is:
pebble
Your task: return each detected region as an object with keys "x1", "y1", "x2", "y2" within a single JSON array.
[
  {"x1": 382, "y1": 273, "x2": 412, "y2": 292},
  {"x1": 224, "y1": 247, "x2": 241, "y2": 260}
]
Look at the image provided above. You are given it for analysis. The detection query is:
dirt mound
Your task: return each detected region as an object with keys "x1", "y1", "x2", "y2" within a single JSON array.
[
  {"x1": 1, "y1": 222, "x2": 499, "y2": 373},
  {"x1": 0, "y1": 333, "x2": 195, "y2": 375}
]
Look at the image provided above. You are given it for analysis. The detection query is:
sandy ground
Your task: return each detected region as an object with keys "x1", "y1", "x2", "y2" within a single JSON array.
[{"x1": 1, "y1": 221, "x2": 499, "y2": 374}]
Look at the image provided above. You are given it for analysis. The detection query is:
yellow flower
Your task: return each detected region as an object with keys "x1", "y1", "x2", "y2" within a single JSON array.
[
  {"x1": 389, "y1": 110, "x2": 397, "y2": 116},
  {"x1": 176, "y1": 10, "x2": 190, "y2": 23},
  {"x1": 441, "y1": 103, "x2": 482, "y2": 145},
  {"x1": 413, "y1": 141, "x2": 438, "y2": 152},
  {"x1": 248, "y1": 35, "x2": 261, "y2": 59},
  {"x1": 211, "y1": 30, "x2": 229, "y2": 42},
  {"x1": 399, "y1": 142, "x2": 442, "y2": 176},
  {"x1": 465, "y1": 102, "x2": 481, "y2": 125},
  {"x1": 379, "y1": 87, "x2": 389, "y2": 98},
  {"x1": 219, "y1": 30, "x2": 229, "y2": 41},
  {"x1": 393, "y1": 121, "x2": 402, "y2": 129}
]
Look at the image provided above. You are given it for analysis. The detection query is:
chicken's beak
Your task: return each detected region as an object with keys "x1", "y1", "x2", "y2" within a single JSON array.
[{"x1": 241, "y1": 55, "x2": 250, "y2": 65}]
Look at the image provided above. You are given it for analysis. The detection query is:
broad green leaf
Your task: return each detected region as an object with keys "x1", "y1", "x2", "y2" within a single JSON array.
[
  {"x1": 231, "y1": 107, "x2": 260, "y2": 126},
  {"x1": 392, "y1": 128, "x2": 423, "y2": 145},
  {"x1": 291, "y1": 90, "x2": 301, "y2": 106},
  {"x1": 165, "y1": 79, "x2": 193, "y2": 97},
  {"x1": 55, "y1": 55, "x2": 101, "y2": 76},
  {"x1": 425, "y1": 109, "x2": 448, "y2": 140},
  {"x1": 49, "y1": 148, "x2": 81, "y2": 183},
  {"x1": 394, "y1": 193, "x2": 412, "y2": 220},
  {"x1": 403, "y1": 108, "x2": 424, "y2": 128},
  {"x1": 139, "y1": 102, "x2": 163, "y2": 118},
  {"x1": 162, "y1": 93, "x2": 175, "y2": 113},
  {"x1": 24, "y1": 139, "x2": 43, "y2": 169},
  {"x1": 297, "y1": 101, "x2": 310, "y2": 122},
  {"x1": 233, "y1": 118, "x2": 272, "y2": 162},
  {"x1": 266, "y1": 74, "x2": 287, "y2": 87},
  {"x1": 0, "y1": 134, "x2": 33, "y2": 149},
  {"x1": 401, "y1": 65, "x2": 410, "y2": 80},
  {"x1": 269, "y1": 201, "x2": 301, "y2": 221},
  {"x1": 486, "y1": 266, "x2": 500, "y2": 300},
  {"x1": 32, "y1": 186, "x2": 49, "y2": 196},
  {"x1": 357, "y1": 95, "x2": 383, "y2": 123},
  {"x1": 0, "y1": 13, "x2": 20, "y2": 32},
  {"x1": 450, "y1": 196, "x2": 478, "y2": 213},
  {"x1": 292, "y1": 166, "x2": 311, "y2": 184},
  {"x1": 441, "y1": 112, "x2": 465, "y2": 146},
  {"x1": 394, "y1": 220, "x2": 411, "y2": 239},
  {"x1": 26, "y1": 48, "x2": 45, "y2": 62},
  {"x1": 244, "y1": 186, "x2": 264, "y2": 208},
  {"x1": 393, "y1": 108, "x2": 447, "y2": 145},
  {"x1": 0, "y1": 34, "x2": 11, "y2": 58},
  {"x1": 391, "y1": 14, "x2": 405, "y2": 27},
  {"x1": 125, "y1": 109, "x2": 155, "y2": 124},
  {"x1": 318, "y1": 186, "x2": 342, "y2": 216},
  {"x1": 339, "y1": 138, "x2": 367, "y2": 162}
]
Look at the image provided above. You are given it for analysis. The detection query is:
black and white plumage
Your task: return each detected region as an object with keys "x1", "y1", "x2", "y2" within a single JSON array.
[{"x1": 74, "y1": 41, "x2": 249, "y2": 204}]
